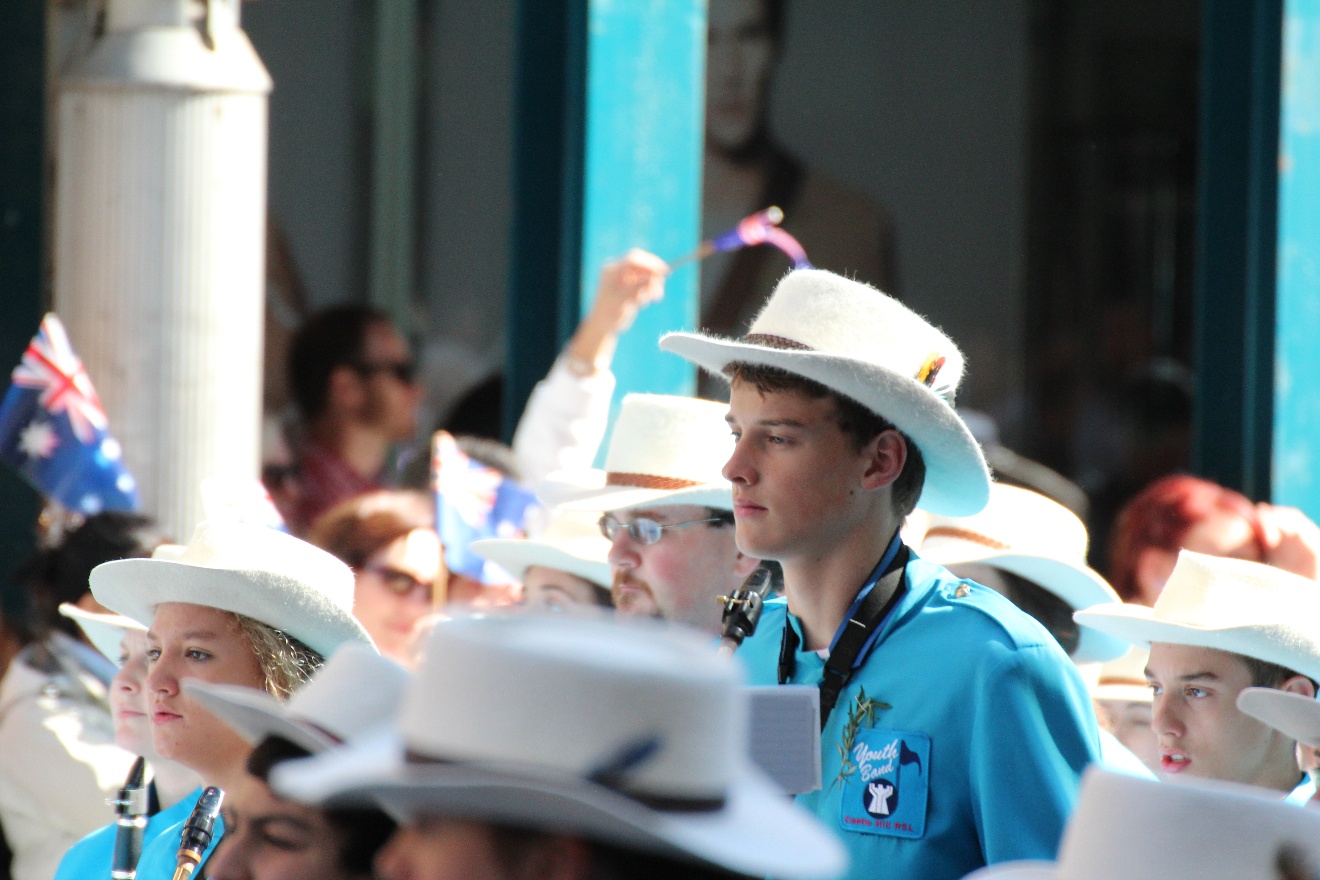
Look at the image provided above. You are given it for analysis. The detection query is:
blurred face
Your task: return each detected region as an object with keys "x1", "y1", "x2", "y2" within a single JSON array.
[
  {"x1": 605, "y1": 504, "x2": 754, "y2": 634},
  {"x1": 145, "y1": 603, "x2": 266, "y2": 780},
  {"x1": 375, "y1": 819, "x2": 577, "y2": 880},
  {"x1": 706, "y1": 0, "x2": 777, "y2": 153},
  {"x1": 358, "y1": 322, "x2": 421, "y2": 442},
  {"x1": 1096, "y1": 699, "x2": 1160, "y2": 774},
  {"x1": 110, "y1": 629, "x2": 153, "y2": 755},
  {"x1": 354, "y1": 528, "x2": 444, "y2": 663},
  {"x1": 521, "y1": 566, "x2": 605, "y2": 610},
  {"x1": 210, "y1": 773, "x2": 369, "y2": 880},
  {"x1": 1146, "y1": 643, "x2": 1301, "y2": 790}
]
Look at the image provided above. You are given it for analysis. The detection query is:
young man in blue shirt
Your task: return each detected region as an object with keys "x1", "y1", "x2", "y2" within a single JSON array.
[{"x1": 662, "y1": 268, "x2": 1100, "y2": 880}]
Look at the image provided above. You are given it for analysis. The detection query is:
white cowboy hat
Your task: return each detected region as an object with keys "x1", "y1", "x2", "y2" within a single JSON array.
[
  {"x1": 58, "y1": 602, "x2": 144, "y2": 665},
  {"x1": 1074, "y1": 549, "x2": 1320, "y2": 681},
  {"x1": 1088, "y1": 647, "x2": 1153, "y2": 704},
  {"x1": 539, "y1": 394, "x2": 734, "y2": 513},
  {"x1": 961, "y1": 767, "x2": 1320, "y2": 880},
  {"x1": 659, "y1": 269, "x2": 989, "y2": 516},
  {"x1": 470, "y1": 509, "x2": 611, "y2": 588},
  {"x1": 270, "y1": 614, "x2": 847, "y2": 880},
  {"x1": 90, "y1": 520, "x2": 375, "y2": 659},
  {"x1": 1237, "y1": 687, "x2": 1320, "y2": 749},
  {"x1": 919, "y1": 484, "x2": 1126, "y2": 662},
  {"x1": 184, "y1": 643, "x2": 409, "y2": 754}
]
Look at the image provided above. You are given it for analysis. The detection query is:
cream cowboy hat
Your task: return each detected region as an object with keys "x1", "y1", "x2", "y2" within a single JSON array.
[
  {"x1": 1088, "y1": 647, "x2": 1153, "y2": 704},
  {"x1": 185, "y1": 643, "x2": 409, "y2": 754},
  {"x1": 1074, "y1": 549, "x2": 1320, "y2": 681},
  {"x1": 1237, "y1": 688, "x2": 1320, "y2": 748},
  {"x1": 660, "y1": 269, "x2": 989, "y2": 516},
  {"x1": 90, "y1": 520, "x2": 375, "y2": 659},
  {"x1": 919, "y1": 483, "x2": 1126, "y2": 662},
  {"x1": 270, "y1": 614, "x2": 847, "y2": 880},
  {"x1": 961, "y1": 767, "x2": 1320, "y2": 880},
  {"x1": 59, "y1": 602, "x2": 145, "y2": 665},
  {"x1": 539, "y1": 394, "x2": 734, "y2": 512},
  {"x1": 470, "y1": 510, "x2": 611, "y2": 588}
]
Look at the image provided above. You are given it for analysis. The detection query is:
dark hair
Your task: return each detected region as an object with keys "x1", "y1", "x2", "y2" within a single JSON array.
[
  {"x1": 707, "y1": 508, "x2": 736, "y2": 528},
  {"x1": 289, "y1": 305, "x2": 392, "y2": 420},
  {"x1": 487, "y1": 826, "x2": 758, "y2": 880},
  {"x1": 989, "y1": 570, "x2": 1081, "y2": 657},
  {"x1": 1236, "y1": 655, "x2": 1316, "y2": 691},
  {"x1": 248, "y1": 736, "x2": 397, "y2": 875},
  {"x1": 726, "y1": 363, "x2": 927, "y2": 517},
  {"x1": 307, "y1": 490, "x2": 435, "y2": 569},
  {"x1": 13, "y1": 513, "x2": 166, "y2": 643}
]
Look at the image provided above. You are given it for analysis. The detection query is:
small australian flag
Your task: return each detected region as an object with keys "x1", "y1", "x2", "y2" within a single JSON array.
[{"x1": 0, "y1": 314, "x2": 138, "y2": 514}]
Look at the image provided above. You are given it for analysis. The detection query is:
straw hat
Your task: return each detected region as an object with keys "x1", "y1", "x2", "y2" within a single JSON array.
[
  {"x1": 58, "y1": 602, "x2": 144, "y2": 665},
  {"x1": 470, "y1": 510, "x2": 611, "y2": 589},
  {"x1": 1074, "y1": 550, "x2": 1320, "y2": 681},
  {"x1": 270, "y1": 614, "x2": 846, "y2": 880},
  {"x1": 963, "y1": 767, "x2": 1320, "y2": 880},
  {"x1": 90, "y1": 520, "x2": 374, "y2": 658},
  {"x1": 660, "y1": 269, "x2": 989, "y2": 516},
  {"x1": 1237, "y1": 687, "x2": 1320, "y2": 749},
  {"x1": 539, "y1": 394, "x2": 734, "y2": 512},
  {"x1": 1089, "y1": 647, "x2": 1153, "y2": 704},
  {"x1": 185, "y1": 643, "x2": 409, "y2": 754},
  {"x1": 919, "y1": 483, "x2": 1125, "y2": 662}
]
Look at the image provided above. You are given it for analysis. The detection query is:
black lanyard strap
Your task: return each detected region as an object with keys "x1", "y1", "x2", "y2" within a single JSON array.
[{"x1": 779, "y1": 545, "x2": 910, "y2": 730}]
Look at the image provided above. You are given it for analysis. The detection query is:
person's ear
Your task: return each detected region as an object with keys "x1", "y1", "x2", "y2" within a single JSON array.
[
  {"x1": 859, "y1": 429, "x2": 907, "y2": 492},
  {"x1": 1281, "y1": 674, "x2": 1317, "y2": 700}
]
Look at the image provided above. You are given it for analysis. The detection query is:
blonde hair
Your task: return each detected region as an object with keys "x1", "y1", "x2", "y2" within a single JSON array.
[{"x1": 233, "y1": 613, "x2": 325, "y2": 699}]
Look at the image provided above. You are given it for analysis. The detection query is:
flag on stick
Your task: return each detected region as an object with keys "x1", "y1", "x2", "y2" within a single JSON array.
[{"x1": 668, "y1": 206, "x2": 813, "y2": 273}]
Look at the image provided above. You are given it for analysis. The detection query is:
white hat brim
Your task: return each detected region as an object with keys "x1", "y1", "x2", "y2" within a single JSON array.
[
  {"x1": 1237, "y1": 688, "x2": 1320, "y2": 748},
  {"x1": 272, "y1": 730, "x2": 847, "y2": 880},
  {"x1": 1074, "y1": 604, "x2": 1320, "y2": 683},
  {"x1": 539, "y1": 470, "x2": 732, "y2": 513},
  {"x1": 58, "y1": 603, "x2": 144, "y2": 665},
  {"x1": 91, "y1": 557, "x2": 374, "y2": 659},
  {"x1": 184, "y1": 680, "x2": 337, "y2": 754},
  {"x1": 1092, "y1": 684, "x2": 1154, "y2": 704},
  {"x1": 469, "y1": 538, "x2": 611, "y2": 589},
  {"x1": 921, "y1": 547, "x2": 1127, "y2": 663},
  {"x1": 659, "y1": 334, "x2": 988, "y2": 516}
]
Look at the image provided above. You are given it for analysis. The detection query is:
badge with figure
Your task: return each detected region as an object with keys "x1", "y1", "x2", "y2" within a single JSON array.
[{"x1": 839, "y1": 729, "x2": 929, "y2": 839}]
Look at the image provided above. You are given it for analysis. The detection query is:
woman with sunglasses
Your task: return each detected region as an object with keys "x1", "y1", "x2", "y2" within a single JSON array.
[{"x1": 84, "y1": 521, "x2": 375, "y2": 879}]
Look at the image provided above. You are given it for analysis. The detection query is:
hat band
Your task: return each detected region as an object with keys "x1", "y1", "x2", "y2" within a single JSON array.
[
  {"x1": 403, "y1": 750, "x2": 726, "y2": 813},
  {"x1": 605, "y1": 473, "x2": 703, "y2": 490},
  {"x1": 922, "y1": 526, "x2": 1011, "y2": 551},
  {"x1": 743, "y1": 333, "x2": 812, "y2": 351},
  {"x1": 1099, "y1": 677, "x2": 1147, "y2": 688}
]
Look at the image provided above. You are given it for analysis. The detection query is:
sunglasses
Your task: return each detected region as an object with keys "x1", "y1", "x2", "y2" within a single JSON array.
[
  {"x1": 352, "y1": 359, "x2": 418, "y2": 384},
  {"x1": 363, "y1": 564, "x2": 433, "y2": 596},
  {"x1": 597, "y1": 513, "x2": 725, "y2": 546}
]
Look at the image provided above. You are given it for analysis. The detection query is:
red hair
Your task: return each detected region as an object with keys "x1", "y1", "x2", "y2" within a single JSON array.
[{"x1": 1108, "y1": 474, "x2": 1266, "y2": 602}]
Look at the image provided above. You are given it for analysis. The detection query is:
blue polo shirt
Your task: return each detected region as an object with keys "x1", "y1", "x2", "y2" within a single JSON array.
[
  {"x1": 53, "y1": 786, "x2": 202, "y2": 880},
  {"x1": 738, "y1": 552, "x2": 1100, "y2": 880}
]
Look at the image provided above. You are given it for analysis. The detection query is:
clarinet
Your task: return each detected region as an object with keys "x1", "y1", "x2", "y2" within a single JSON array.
[
  {"x1": 110, "y1": 757, "x2": 148, "y2": 880},
  {"x1": 717, "y1": 564, "x2": 776, "y2": 656},
  {"x1": 172, "y1": 786, "x2": 224, "y2": 880}
]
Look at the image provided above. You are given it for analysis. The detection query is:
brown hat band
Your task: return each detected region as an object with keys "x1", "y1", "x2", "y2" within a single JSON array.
[
  {"x1": 743, "y1": 333, "x2": 813, "y2": 351},
  {"x1": 605, "y1": 473, "x2": 703, "y2": 490},
  {"x1": 922, "y1": 526, "x2": 1011, "y2": 551}
]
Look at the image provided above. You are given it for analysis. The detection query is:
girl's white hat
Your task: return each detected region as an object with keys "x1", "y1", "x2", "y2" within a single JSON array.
[
  {"x1": 1074, "y1": 549, "x2": 1320, "y2": 681},
  {"x1": 1237, "y1": 687, "x2": 1320, "y2": 748},
  {"x1": 90, "y1": 520, "x2": 375, "y2": 659},
  {"x1": 1089, "y1": 647, "x2": 1153, "y2": 704},
  {"x1": 470, "y1": 510, "x2": 611, "y2": 588},
  {"x1": 539, "y1": 394, "x2": 734, "y2": 513},
  {"x1": 919, "y1": 483, "x2": 1126, "y2": 662},
  {"x1": 270, "y1": 614, "x2": 847, "y2": 880},
  {"x1": 58, "y1": 602, "x2": 144, "y2": 665},
  {"x1": 660, "y1": 269, "x2": 989, "y2": 516}
]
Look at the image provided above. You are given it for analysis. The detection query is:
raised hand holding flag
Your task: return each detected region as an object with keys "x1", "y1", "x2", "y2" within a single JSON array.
[{"x1": 0, "y1": 314, "x2": 139, "y2": 514}]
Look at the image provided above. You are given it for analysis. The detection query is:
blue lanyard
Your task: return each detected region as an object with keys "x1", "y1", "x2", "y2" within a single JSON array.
[{"x1": 826, "y1": 530, "x2": 905, "y2": 668}]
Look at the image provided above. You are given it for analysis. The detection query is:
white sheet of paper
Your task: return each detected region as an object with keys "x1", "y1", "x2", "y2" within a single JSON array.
[{"x1": 747, "y1": 685, "x2": 822, "y2": 795}]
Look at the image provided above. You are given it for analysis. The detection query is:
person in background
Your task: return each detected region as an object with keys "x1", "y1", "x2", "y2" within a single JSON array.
[
  {"x1": 1089, "y1": 647, "x2": 1160, "y2": 775},
  {"x1": 308, "y1": 490, "x2": 445, "y2": 665},
  {"x1": 472, "y1": 509, "x2": 613, "y2": 610},
  {"x1": 0, "y1": 512, "x2": 166, "y2": 880}
]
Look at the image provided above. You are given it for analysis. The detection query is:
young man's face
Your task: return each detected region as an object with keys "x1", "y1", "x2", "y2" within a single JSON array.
[
  {"x1": 605, "y1": 503, "x2": 757, "y2": 634},
  {"x1": 1146, "y1": 643, "x2": 1302, "y2": 790},
  {"x1": 723, "y1": 381, "x2": 885, "y2": 563}
]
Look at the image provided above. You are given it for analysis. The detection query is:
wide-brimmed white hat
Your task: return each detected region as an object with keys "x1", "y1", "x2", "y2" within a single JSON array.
[
  {"x1": 470, "y1": 510, "x2": 611, "y2": 588},
  {"x1": 1074, "y1": 549, "x2": 1320, "y2": 681},
  {"x1": 1237, "y1": 687, "x2": 1320, "y2": 748},
  {"x1": 962, "y1": 767, "x2": 1320, "y2": 880},
  {"x1": 271, "y1": 614, "x2": 846, "y2": 880},
  {"x1": 1089, "y1": 647, "x2": 1153, "y2": 704},
  {"x1": 660, "y1": 269, "x2": 989, "y2": 516},
  {"x1": 90, "y1": 520, "x2": 374, "y2": 658},
  {"x1": 184, "y1": 643, "x2": 409, "y2": 754},
  {"x1": 59, "y1": 602, "x2": 145, "y2": 665},
  {"x1": 539, "y1": 394, "x2": 734, "y2": 513},
  {"x1": 919, "y1": 484, "x2": 1125, "y2": 662}
]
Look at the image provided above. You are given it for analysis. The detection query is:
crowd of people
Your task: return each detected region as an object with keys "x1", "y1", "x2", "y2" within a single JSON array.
[{"x1": 1, "y1": 256, "x2": 1320, "y2": 880}]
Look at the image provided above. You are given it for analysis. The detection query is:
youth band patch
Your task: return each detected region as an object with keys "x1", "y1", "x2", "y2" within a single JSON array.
[{"x1": 839, "y1": 729, "x2": 929, "y2": 839}]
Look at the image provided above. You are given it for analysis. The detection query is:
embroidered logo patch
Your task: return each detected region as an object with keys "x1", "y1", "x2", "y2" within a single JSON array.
[{"x1": 839, "y1": 729, "x2": 929, "y2": 839}]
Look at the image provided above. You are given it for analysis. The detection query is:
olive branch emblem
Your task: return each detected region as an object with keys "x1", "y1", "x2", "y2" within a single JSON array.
[{"x1": 832, "y1": 686, "x2": 890, "y2": 791}]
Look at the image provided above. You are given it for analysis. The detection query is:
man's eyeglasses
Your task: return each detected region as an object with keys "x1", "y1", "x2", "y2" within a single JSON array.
[
  {"x1": 352, "y1": 360, "x2": 418, "y2": 384},
  {"x1": 597, "y1": 513, "x2": 726, "y2": 546},
  {"x1": 363, "y1": 564, "x2": 433, "y2": 596}
]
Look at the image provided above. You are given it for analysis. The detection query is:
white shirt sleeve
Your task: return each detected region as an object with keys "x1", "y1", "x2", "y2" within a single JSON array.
[{"x1": 512, "y1": 356, "x2": 616, "y2": 486}]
